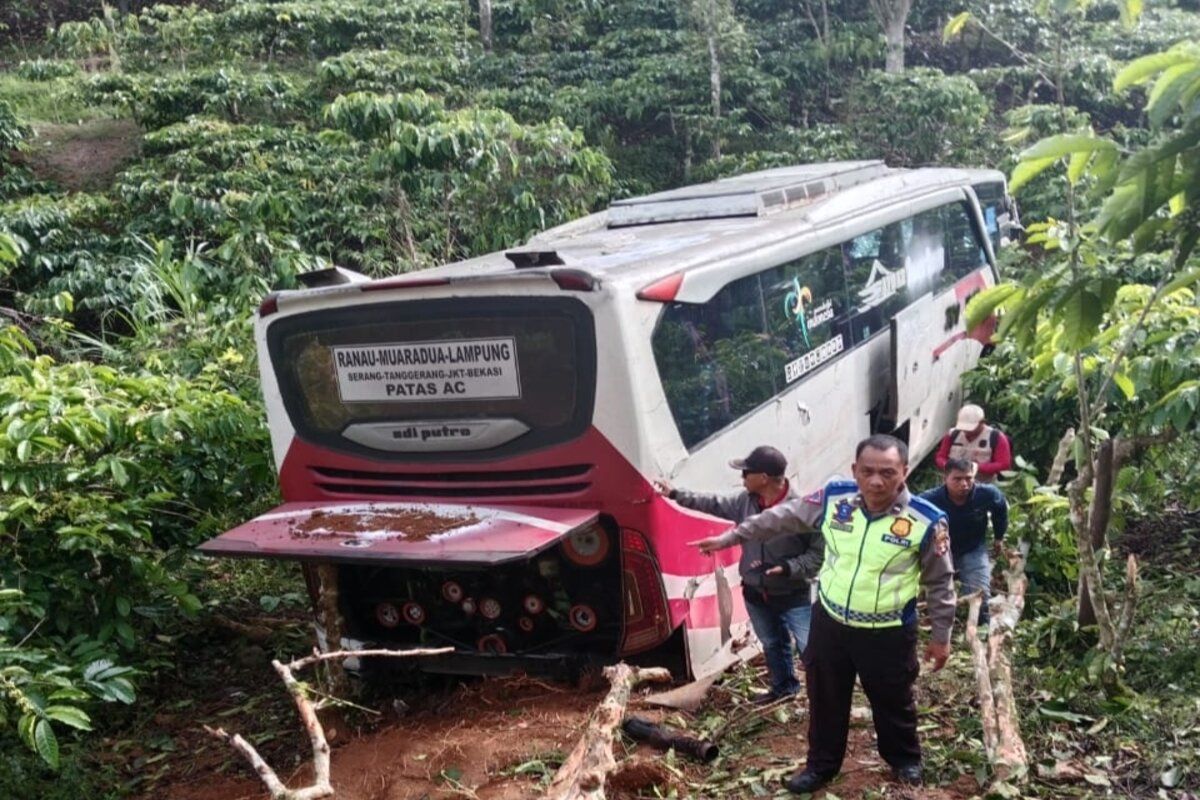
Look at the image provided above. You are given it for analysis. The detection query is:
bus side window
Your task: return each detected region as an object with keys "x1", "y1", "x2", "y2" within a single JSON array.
[
  {"x1": 652, "y1": 274, "x2": 783, "y2": 448},
  {"x1": 942, "y1": 201, "x2": 988, "y2": 283},
  {"x1": 760, "y1": 244, "x2": 852, "y2": 384},
  {"x1": 971, "y1": 182, "x2": 1006, "y2": 252},
  {"x1": 906, "y1": 208, "x2": 946, "y2": 296},
  {"x1": 845, "y1": 220, "x2": 909, "y2": 344}
]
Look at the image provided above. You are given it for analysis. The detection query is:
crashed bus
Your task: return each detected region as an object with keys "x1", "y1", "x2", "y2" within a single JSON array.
[{"x1": 200, "y1": 161, "x2": 1016, "y2": 680}]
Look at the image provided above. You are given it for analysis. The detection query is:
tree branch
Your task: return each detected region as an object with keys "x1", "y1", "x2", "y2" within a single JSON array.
[
  {"x1": 1092, "y1": 276, "x2": 1173, "y2": 408},
  {"x1": 1047, "y1": 427, "x2": 1076, "y2": 487},
  {"x1": 546, "y1": 664, "x2": 672, "y2": 800},
  {"x1": 206, "y1": 646, "x2": 453, "y2": 800}
]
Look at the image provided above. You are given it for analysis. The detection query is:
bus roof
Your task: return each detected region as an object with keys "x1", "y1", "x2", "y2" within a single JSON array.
[{"x1": 280, "y1": 162, "x2": 1005, "y2": 306}]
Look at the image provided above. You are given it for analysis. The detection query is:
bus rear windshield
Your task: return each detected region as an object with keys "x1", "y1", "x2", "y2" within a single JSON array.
[{"x1": 266, "y1": 297, "x2": 596, "y2": 459}]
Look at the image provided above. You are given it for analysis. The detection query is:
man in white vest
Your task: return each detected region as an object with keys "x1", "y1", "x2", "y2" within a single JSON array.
[{"x1": 934, "y1": 404, "x2": 1012, "y2": 483}]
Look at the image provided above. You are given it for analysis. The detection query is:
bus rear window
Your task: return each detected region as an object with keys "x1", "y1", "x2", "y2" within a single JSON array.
[{"x1": 267, "y1": 297, "x2": 596, "y2": 458}]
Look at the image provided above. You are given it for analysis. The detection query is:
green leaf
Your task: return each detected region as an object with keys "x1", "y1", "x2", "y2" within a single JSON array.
[
  {"x1": 1120, "y1": 0, "x2": 1143, "y2": 28},
  {"x1": 34, "y1": 719, "x2": 60, "y2": 769},
  {"x1": 106, "y1": 677, "x2": 136, "y2": 704},
  {"x1": 943, "y1": 12, "x2": 972, "y2": 42},
  {"x1": 1011, "y1": 156, "x2": 1058, "y2": 194},
  {"x1": 1115, "y1": 50, "x2": 1191, "y2": 93},
  {"x1": 1112, "y1": 372, "x2": 1136, "y2": 401},
  {"x1": 1067, "y1": 150, "x2": 1092, "y2": 185},
  {"x1": 43, "y1": 705, "x2": 93, "y2": 731},
  {"x1": 1022, "y1": 134, "x2": 1116, "y2": 161},
  {"x1": 965, "y1": 283, "x2": 1020, "y2": 329},
  {"x1": 1058, "y1": 287, "x2": 1103, "y2": 351}
]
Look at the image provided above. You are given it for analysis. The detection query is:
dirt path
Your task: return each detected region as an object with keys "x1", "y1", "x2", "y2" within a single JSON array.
[
  {"x1": 134, "y1": 656, "x2": 983, "y2": 800},
  {"x1": 23, "y1": 118, "x2": 141, "y2": 191}
]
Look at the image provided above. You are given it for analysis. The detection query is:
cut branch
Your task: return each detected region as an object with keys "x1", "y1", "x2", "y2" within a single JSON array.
[
  {"x1": 967, "y1": 549, "x2": 1029, "y2": 784},
  {"x1": 988, "y1": 550, "x2": 1029, "y2": 781},
  {"x1": 546, "y1": 663, "x2": 672, "y2": 800},
  {"x1": 1113, "y1": 554, "x2": 1140, "y2": 664},
  {"x1": 965, "y1": 592, "x2": 999, "y2": 759},
  {"x1": 205, "y1": 646, "x2": 453, "y2": 800},
  {"x1": 1047, "y1": 427, "x2": 1076, "y2": 487}
]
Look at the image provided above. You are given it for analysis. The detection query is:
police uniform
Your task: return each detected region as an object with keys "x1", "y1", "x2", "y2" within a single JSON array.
[{"x1": 731, "y1": 480, "x2": 956, "y2": 777}]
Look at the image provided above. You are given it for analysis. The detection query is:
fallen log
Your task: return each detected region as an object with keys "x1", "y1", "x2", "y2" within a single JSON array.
[
  {"x1": 545, "y1": 663, "x2": 671, "y2": 800},
  {"x1": 966, "y1": 550, "x2": 1029, "y2": 784},
  {"x1": 205, "y1": 646, "x2": 453, "y2": 800}
]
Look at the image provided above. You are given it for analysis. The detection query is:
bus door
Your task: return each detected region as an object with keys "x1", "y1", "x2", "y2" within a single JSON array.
[{"x1": 890, "y1": 292, "x2": 948, "y2": 458}]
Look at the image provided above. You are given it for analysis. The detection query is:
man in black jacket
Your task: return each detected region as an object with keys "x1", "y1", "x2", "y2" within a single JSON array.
[{"x1": 657, "y1": 445, "x2": 822, "y2": 701}]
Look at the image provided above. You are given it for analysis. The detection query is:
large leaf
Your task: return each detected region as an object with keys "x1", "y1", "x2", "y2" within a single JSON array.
[
  {"x1": 1115, "y1": 49, "x2": 1193, "y2": 93},
  {"x1": 1011, "y1": 156, "x2": 1058, "y2": 194},
  {"x1": 1057, "y1": 286, "x2": 1103, "y2": 351},
  {"x1": 34, "y1": 719, "x2": 60, "y2": 769},
  {"x1": 1022, "y1": 134, "x2": 1117, "y2": 161},
  {"x1": 43, "y1": 705, "x2": 92, "y2": 731},
  {"x1": 1147, "y1": 64, "x2": 1200, "y2": 129},
  {"x1": 943, "y1": 12, "x2": 972, "y2": 42},
  {"x1": 964, "y1": 283, "x2": 1020, "y2": 329}
]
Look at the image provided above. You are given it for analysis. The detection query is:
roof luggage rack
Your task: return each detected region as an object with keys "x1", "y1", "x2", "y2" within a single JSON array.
[{"x1": 606, "y1": 161, "x2": 892, "y2": 227}]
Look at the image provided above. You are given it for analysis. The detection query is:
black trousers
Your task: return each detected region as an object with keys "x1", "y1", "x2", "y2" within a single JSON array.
[{"x1": 802, "y1": 601, "x2": 921, "y2": 775}]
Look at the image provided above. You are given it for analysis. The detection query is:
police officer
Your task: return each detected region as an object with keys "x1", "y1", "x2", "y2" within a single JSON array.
[{"x1": 692, "y1": 434, "x2": 956, "y2": 793}]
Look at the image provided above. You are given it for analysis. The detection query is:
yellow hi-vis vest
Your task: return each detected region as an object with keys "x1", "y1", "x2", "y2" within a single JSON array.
[{"x1": 816, "y1": 481, "x2": 945, "y2": 629}]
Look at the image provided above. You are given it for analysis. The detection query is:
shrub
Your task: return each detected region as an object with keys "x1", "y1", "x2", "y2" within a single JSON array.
[
  {"x1": 846, "y1": 67, "x2": 991, "y2": 166},
  {"x1": 15, "y1": 59, "x2": 80, "y2": 82}
]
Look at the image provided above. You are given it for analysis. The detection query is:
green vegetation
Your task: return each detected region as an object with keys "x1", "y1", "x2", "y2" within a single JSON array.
[{"x1": 0, "y1": 0, "x2": 1198, "y2": 795}]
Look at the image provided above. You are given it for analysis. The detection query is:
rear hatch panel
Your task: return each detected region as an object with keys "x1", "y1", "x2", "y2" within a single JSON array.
[{"x1": 199, "y1": 501, "x2": 599, "y2": 566}]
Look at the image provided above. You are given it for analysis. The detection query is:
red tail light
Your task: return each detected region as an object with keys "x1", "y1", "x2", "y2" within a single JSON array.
[
  {"x1": 258, "y1": 292, "x2": 280, "y2": 317},
  {"x1": 550, "y1": 269, "x2": 597, "y2": 291},
  {"x1": 637, "y1": 272, "x2": 683, "y2": 302},
  {"x1": 618, "y1": 529, "x2": 672, "y2": 655}
]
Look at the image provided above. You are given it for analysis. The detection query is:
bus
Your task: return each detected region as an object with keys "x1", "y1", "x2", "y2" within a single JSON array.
[{"x1": 200, "y1": 161, "x2": 1017, "y2": 680}]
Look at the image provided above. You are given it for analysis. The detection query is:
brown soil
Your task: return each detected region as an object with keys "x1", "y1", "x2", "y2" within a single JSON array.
[
  {"x1": 134, "y1": 662, "x2": 984, "y2": 800},
  {"x1": 23, "y1": 119, "x2": 141, "y2": 192},
  {"x1": 293, "y1": 507, "x2": 479, "y2": 541}
]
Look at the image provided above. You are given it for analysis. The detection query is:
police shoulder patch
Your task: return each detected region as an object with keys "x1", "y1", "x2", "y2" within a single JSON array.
[
  {"x1": 933, "y1": 519, "x2": 950, "y2": 557},
  {"x1": 803, "y1": 489, "x2": 824, "y2": 505}
]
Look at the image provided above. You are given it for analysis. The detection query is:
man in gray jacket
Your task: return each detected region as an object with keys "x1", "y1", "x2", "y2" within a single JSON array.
[{"x1": 658, "y1": 445, "x2": 822, "y2": 702}]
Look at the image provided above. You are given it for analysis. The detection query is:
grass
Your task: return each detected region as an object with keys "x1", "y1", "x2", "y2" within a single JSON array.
[{"x1": 0, "y1": 74, "x2": 120, "y2": 124}]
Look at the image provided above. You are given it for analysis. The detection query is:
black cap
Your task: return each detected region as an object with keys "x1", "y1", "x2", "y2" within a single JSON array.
[{"x1": 729, "y1": 445, "x2": 787, "y2": 477}]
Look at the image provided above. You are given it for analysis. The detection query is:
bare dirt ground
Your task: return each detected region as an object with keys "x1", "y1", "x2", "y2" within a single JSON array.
[
  {"x1": 23, "y1": 119, "x2": 141, "y2": 191},
  {"x1": 116, "y1": 621, "x2": 985, "y2": 800}
]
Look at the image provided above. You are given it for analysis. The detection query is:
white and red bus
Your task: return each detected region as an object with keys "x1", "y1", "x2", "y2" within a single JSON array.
[{"x1": 201, "y1": 161, "x2": 1015, "y2": 679}]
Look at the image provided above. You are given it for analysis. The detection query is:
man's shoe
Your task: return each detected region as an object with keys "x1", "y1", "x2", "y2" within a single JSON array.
[
  {"x1": 751, "y1": 689, "x2": 797, "y2": 706},
  {"x1": 893, "y1": 764, "x2": 923, "y2": 786},
  {"x1": 784, "y1": 769, "x2": 832, "y2": 794}
]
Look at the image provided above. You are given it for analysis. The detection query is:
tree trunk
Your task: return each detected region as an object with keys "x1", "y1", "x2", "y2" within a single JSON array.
[
  {"x1": 869, "y1": 0, "x2": 912, "y2": 74},
  {"x1": 705, "y1": 0, "x2": 722, "y2": 160},
  {"x1": 883, "y1": 13, "x2": 905, "y2": 73},
  {"x1": 478, "y1": 0, "x2": 493, "y2": 53},
  {"x1": 314, "y1": 564, "x2": 350, "y2": 698},
  {"x1": 1078, "y1": 439, "x2": 1114, "y2": 626}
]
